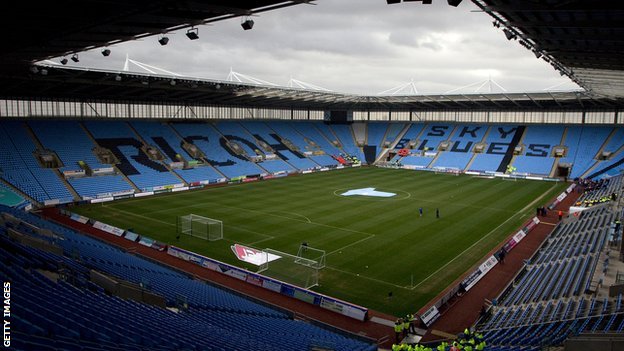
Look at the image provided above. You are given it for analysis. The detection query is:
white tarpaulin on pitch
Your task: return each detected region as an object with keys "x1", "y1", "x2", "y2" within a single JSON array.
[
  {"x1": 341, "y1": 187, "x2": 396, "y2": 197},
  {"x1": 231, "y1": 244, "x2": 281, "y2": 266}
]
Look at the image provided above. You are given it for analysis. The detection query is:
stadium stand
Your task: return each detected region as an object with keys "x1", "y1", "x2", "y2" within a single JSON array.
[
  {"x1": 366, "y1": 123, "x2": 389, "y2": 159},
  {"x1": 84, "y1": 121, "x2": 183, "y2": 190},
  {"x1": 351, "y1": 123, "x2": 367, "y2": 147},
  {"x1": 0, "y1": 205, "x2": 376, "y2": 351},
  {"x1": 2, "y1": 120, "x2": 623, "y2": 207},
  {"x1": 130, "y1": 121, "x2": 224, "y2": 184},
  {"x1": 0, "y1": 121, "x2": 74, "y2": 203},
  {"x1": 265, "y1": 121, "x2": 337, "y2": 167},
  {"x1": 558, "y1": 126, "x2": 612, "y2": 179},
  {"x1": 238, "y1": 121, "x2": 309, "y2": 172},
  {"x1": 399, "y1": 124, "x2": 455, "y2": 168},
  {"x1": 326, "y1": 124, "x2": 366, "y2": 163},
  {"x1": 467, "y1": 125, "x2": 519, "y2": 173},
  {"x1": 29, "y1": 120, "x2": 134, "y2": 199},
  {"x1": 432, "y1": 125, "x2": 488, "y2": 171},
  {"x1": 576, "y1": 176, "x2": 623, "y2": 207},
  {"x1": 477, "y1": 201, "x2": 623, "y2": 349},
  {"x1": 511, "y1": 125, "x2": 564, "y2": 176},
  {"x1": 170, "y1": 122, "x2": 264, "y2": 179},
  {"x1": 381, "y1": 123, "x2": 405, "y2": 149}
]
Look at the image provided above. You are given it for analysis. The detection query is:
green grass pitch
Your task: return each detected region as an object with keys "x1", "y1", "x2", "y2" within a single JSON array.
[{"x1": 73, "y1": 167, "x2": 567, "y2": 316}]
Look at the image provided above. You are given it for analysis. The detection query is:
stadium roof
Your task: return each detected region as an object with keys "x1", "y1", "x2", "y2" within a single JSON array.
[
  {"x1": 10, "y1": 65, "x2": 620, "y2": 110},
  {"x1": 1, "y1": 0, "x2": 623, "y2": 111},
  {"x1": 0, "y1": 0, "x2": 310, "y2": 68},
  {"x1": 473, "y1": 0, "x2": 624, "y2": 99}
]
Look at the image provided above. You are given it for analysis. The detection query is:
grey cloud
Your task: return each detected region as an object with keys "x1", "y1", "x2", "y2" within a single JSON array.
[{"x1": 63, "y1": 0, "x2": 571, "y2": 95}]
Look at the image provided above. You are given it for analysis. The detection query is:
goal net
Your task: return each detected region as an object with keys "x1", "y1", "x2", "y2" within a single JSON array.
[
  {"x1": 296, "y1": 244, "x2": 326, "y2": 269},
  {"x1": 177, "y1": 214, "x2": 223, "y2": 241},
  {"x1": 257, "y1": 248, "x2": 321, "y2": 289}
]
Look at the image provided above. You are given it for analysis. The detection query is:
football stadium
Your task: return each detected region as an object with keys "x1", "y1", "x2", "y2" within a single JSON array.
[{"x1": 0, "y1": 1, "x2": 623, "y2": 351}]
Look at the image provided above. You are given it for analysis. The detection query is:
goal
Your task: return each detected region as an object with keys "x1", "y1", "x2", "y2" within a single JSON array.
[
  {"x1": 257, "y1": 248, "x2": 322, "y2": 289},
  {"x1": 177, "y1": 214, "x2": 223, "y2": 241},
  {"x1": 296, "y1": 244, "x2": 326, "y2": 269}
]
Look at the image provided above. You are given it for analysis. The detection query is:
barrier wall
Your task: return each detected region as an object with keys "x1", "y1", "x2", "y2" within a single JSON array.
[{"x1": 166, "y1": 245, "x2": 368, "y2": 321}]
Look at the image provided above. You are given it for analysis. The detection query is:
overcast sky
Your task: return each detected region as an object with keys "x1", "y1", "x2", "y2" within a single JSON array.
[{"x1": 49, "y1": 0, "x2": 579, "y2": 95}]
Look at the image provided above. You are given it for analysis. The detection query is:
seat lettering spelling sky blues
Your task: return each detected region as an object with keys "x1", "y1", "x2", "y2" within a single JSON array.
[
  {"x1": 426, "y1": 125, "x2": 450, "y2": 137},
  {"x1": 486, "y1": 127, "x2": 518, "y2": 155},
  {"x1": 525, "y1": 144, "x2": 550, "y2": 157},
  {"x1": 458, "y1": 126, "x2": 480, "y2": 138}
]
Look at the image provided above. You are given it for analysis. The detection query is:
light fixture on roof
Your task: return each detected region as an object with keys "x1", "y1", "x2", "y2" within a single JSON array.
[
  {"x1": 60, "y1": 57, "x2": 68, "y2": 65},
  {"x1": 503, "y1": 29, "x2": 516, "y2": 40},
  {"x1": 158, "y1": 35, "x2": 169, "y2": 46},
  {"x1": 386, "y1": 0, "x2": 400, "y2": 4},
  {"x1": 115, "y1": 75, "x2": 122, "y2": 81},
  {"x1": 241, "y1": 18, "x2": 254, "y2": 30},
  {"x1": 447, "y1": 0, "x2": 462, "y2": 6},
  {"x1": 101, "y1": 49, "x2": 111, "y2": 56},
  {"x1": 71, "y1": 54, "x2": 79, "y2": 62},
  {"x1": 186, "y1": 27, "x2": 199, "y2": 40},
  {"x1": 170, "y1": 79, "x2": 176, "y2": 86},
  {"x1": 533, "y1": 50, "x2": 542, "y2": 59}
]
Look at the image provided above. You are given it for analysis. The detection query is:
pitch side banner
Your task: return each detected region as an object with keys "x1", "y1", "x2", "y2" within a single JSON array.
[
  {"x1": 93, "y1": 221, "x2": 124, "y2": 236},
  {"x1": 420, "y1": 305, "x2": 441, "y2": 327},
  {"x1": 166, "y1": 245, "x2": 369, "y2": 321},
  {"x1": 503, "y1": 230, "x2": 527, "y2": 253},
  {"x1": 461, "y1": 255, "x2": 499, "y2": 292}
]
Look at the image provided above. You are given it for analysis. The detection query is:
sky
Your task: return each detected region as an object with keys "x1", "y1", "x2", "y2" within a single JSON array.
[{"x1": 46, "y1": 0, "x2": 579, "y2": 95}]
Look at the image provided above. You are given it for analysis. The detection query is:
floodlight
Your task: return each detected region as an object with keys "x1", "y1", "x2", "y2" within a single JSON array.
[
  {"x1": 533, "y1": 50, "x2": 542, "y2": 59},
  {"x1": 158, "y1": 36, "x2": 169, "y2": 46},
  {"x1": 71, "y1": 54, "x2": 79, "y2": 62},
  {"x1": 186, "y1": 27, "x2": 199, "y2": 40},
  {"x1": 60, "y1": 58, "x2": 68, "y2": 65},
  {"x1": 241, "y1": 19, "x2": 254, "y2": 30},
  {"x1": 115, "y1": 75, "x2": 122, "y2": 81},
  {"x1": 447, "y1": 0, "x2": 462, "y2": 6},
  {"x1": 386, "y1": 0, "x2": 400, "y2": 4},
  {"x1": 503, "y1": 29, "x2": 516, "y2": 40},
  {"x1": 101, "y1": 49, "x2": 111, "y2": 56}
]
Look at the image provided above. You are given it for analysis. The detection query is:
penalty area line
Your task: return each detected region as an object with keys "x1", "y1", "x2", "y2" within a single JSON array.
[
  {"x1": 323, "y1": 266, "x2": 409, "y2": 291},
  {"x1": 326, "y1": 234, "x2": 376, "y2": 256}
]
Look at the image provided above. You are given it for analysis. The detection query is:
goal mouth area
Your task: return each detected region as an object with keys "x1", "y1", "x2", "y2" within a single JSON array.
[
  {"x1": 177, "y1": 214, "x2": 223, "y2": 241},
  {"x1": 257, "y1": 248, "x2": 323, "y2": 289},
  {"x1": 296, "y1": 244, "x2": 326, "y2": 269}
]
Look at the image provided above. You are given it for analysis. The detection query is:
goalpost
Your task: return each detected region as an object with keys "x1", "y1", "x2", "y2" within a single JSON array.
[
  {"x1": 177, "y1": 214, "x2": 223, "y2": 241},
  {"x1": 296, "y1": 244, "x2": 326, "y2": 269},
  {"x1": 257, "y1": 245, "x2": 325, "y2": 289}
]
